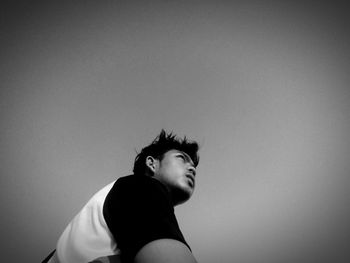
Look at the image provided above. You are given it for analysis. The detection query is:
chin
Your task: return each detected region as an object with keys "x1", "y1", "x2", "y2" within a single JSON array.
[{"x1": 173, "y1": 187, "x2": 193, "y2": 206}]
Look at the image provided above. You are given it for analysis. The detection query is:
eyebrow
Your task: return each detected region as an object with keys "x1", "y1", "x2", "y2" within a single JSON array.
[{"x1": 177, "y1": 151, "x2": 195, "y2": 167}]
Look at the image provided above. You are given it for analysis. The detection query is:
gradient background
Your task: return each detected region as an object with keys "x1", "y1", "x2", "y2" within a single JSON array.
[{"x1": 1, "y1": 1, "x2": 349, "y2": 262}]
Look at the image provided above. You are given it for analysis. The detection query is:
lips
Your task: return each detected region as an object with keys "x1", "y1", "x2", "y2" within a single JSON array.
[{"x1": 186, "y1": 174, "x2": 195, "y2": 187}]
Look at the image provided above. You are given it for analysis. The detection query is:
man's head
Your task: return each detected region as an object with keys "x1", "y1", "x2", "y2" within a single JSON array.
[{"x1": 133, "y1": 130, "x2": 200, "y2": 205}]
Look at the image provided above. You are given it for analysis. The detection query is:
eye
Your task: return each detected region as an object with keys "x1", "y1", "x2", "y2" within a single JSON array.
[{"x1": 177, "y1": 154, "x2": 186, "y2": 161}]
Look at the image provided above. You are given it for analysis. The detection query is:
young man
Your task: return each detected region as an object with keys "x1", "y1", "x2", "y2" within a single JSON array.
[{"x1": 44, "y1": 130, "x2": 199, "y2": 263}]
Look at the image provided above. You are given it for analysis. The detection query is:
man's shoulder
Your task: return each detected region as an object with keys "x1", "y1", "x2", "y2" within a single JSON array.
[
  {"x1": 114, "y1": 174, "x2": 148, "y2": 188},
  {"x1": 115, "y1": 174, "x2": 165, "y2": 190},
  {"x1": 109, "y1": 174, "x2": 171, "y2": 205}
]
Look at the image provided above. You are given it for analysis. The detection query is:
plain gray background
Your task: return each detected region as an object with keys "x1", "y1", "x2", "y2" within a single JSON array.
[{"x1": 1, "y1": 1, "x2": 349, "y2": 262}]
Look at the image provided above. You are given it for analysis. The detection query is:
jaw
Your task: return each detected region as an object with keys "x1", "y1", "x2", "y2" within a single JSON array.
[{"x1": 171, "y1": 186, "x2": 194, "y2": 206}]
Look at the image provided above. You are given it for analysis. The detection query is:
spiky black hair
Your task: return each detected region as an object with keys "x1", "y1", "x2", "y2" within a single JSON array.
[{"x1": 133, "y1": 130, "x2": 199, "y2": 175}]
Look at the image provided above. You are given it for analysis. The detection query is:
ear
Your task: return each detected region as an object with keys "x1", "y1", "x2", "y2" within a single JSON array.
[{"x1": 145, "y1": 156, "x2": 159, "y2": 174}]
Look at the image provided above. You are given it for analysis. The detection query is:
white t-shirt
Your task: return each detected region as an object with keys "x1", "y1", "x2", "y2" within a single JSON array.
[{"x1": 48, "y1": 181, "x2": 121, "y2": 263}]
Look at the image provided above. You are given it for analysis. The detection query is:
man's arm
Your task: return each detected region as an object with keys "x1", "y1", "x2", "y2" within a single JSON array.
[
  {"x1": 88, "y1": 239, "x2": 197, "y2": 263},
  {"x1": 134, "y1": 239, "x2": 198, "y2": 263}
]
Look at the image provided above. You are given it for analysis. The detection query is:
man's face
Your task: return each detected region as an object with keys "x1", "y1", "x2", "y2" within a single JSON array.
[{"x1": 153, "y1": 149, "x2": 196, "y2": 206}]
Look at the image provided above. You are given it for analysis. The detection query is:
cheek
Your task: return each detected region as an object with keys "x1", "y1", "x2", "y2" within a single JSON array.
[
  {"x1": 166, "y1": 164, "x2": 182, "y2": 175},
  {"x1": 165, "y1": 170, "x2": 183, "y2": 185},
  {"x1": 160, "y1": 163, "x2": 185, "y2": 181}
]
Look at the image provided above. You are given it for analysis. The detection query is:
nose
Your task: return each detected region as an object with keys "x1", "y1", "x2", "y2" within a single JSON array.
[{"x1": 187, "y1": 166, "x2": 196, "y2": 177}]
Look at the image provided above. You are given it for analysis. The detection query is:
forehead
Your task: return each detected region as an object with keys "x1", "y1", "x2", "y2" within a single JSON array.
[{"x1": 164, "y1": 149, "x2": 195, "y2": 166}]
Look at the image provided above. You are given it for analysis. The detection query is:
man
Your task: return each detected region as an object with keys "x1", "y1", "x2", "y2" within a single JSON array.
[{"x1": 44, "y1": 130, "x2": 200, "y2": 263}]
